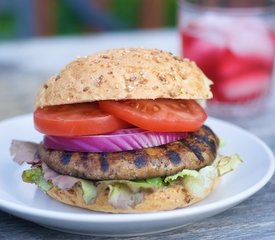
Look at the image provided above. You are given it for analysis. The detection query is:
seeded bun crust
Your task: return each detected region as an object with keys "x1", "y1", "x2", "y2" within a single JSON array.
[
  {"x1": 36, "y1": 48, "x2": 212, "y2": 108},
  {"x1": 45, "y1": 178, "x2": 219, "y2": 213}
]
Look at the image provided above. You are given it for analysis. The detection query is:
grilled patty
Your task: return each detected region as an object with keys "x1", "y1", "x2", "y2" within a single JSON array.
[{"x1": 38, "y1": 125, "x2": 219, "y2": 180}]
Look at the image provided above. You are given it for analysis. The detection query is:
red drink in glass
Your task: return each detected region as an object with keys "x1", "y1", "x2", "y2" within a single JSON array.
[{"x1": 179, "y1": 1, "x2": 275, "y2": 118}]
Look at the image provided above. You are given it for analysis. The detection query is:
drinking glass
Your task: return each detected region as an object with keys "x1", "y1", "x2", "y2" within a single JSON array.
[{"x1": 179, "y1": 0, "x2": 275, "y2": 118}]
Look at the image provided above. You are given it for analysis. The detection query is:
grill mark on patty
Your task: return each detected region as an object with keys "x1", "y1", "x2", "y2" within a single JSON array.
[
  {"x1": 166, "y1": 150, "x2": 181, "y2": 165},
  {"x1": 134, "y1": 153, "x2": 148, "y2": 168},
  {"x1": 190, "y1": 125, "x2": 217, "y2": 154},
  {"x1": 100, "y1": 153, "x2": 109, "y2": 172},
  {"x1": 79, "y1": 152, "x2": 89, "y2": 169},
  {"x1": 60, "y1": 151, "x2": 72, "y2": 165},
  {"x1": 192, "y1": 133, "x2": 216, "y2": 153},
  {"x1": 39, "y1": 125, "x2": 219, "y2": 180},
  {"x1": 181, "y1": 139, "x2": 205, "y2": 162},
  {"x1": 80, "y1": 152, "x2": 89, "y2": 160}
]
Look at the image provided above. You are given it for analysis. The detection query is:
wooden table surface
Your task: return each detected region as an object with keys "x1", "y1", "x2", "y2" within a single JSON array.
[{"x1": 0, "y1": 29, "x2": 275, "y2": 239}]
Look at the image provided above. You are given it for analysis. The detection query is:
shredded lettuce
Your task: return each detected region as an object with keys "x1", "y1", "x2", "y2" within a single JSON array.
[
  {"x1": 96, "y1": 178, "x2": 164, "y2": 208},
  {"x1": 41, "y1": 162, "x2": 96, "y2": 204},
  {"x1": 142, "y1": 177, "x2": 164, "y2": 188},
  {"x1": 108, "y1": 184, "x2": 143, "y2": 209},
  {"x1": 99, "y1": 177, "x2": 163, "y2": 193},
  {"x1": 22, "y1": 153, "x2": 242, "y2": 208},
  {"x1": 164, "y1": 154, "x2": 242, "y2": 198},
  {"x1": 22, "y1": 167, "x2": 52, "y2": 191},
  {"x1": 164, "y1": 167, "x2": 217, "y2": 198},
  {"x1": 219, "y1": 139, "x2": 226, "y2": 148},
  {"x1": 80, "y1": 180, "x2": 97, "y2": 204},
  {"x1": 185, "y1": 166, "x2": 217, "y2": 198},
  {"x1": 164, "y1": 169, "x2": 200, "y2": 183},
  {"x1": 22, "y1": 167, "x2": 96, "y2": 204},
  {"x1": 216, "y1": 154, "x2": 242, "y2": 176}
]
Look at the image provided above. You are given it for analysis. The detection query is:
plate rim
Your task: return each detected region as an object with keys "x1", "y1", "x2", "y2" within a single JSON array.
[{"x1": 0, "y1": 114, "x2": 274, "y2": 223}]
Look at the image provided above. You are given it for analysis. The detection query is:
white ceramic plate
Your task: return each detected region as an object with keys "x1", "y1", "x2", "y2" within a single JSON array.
[{"x1": 0, "y1": 114, "x2": 274, "y2": 236}]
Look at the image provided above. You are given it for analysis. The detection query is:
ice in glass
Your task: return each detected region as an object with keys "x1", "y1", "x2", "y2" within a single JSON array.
[{"x1": 179, "y1": 1, "x2": 275, "y2": 118}]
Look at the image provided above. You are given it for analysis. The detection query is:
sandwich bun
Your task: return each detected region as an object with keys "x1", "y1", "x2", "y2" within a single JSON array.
[
  {"x1": 36, "y1": 48, "x2": 212, "y2": 108},
  {"x1": 20, "y1": 48, "x2": 225, "y2": 214},
  {"x1": 46, "y1": 179, "x2": 219, "y2": 213}
]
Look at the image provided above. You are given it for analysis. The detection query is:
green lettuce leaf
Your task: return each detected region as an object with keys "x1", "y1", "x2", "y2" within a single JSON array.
[
  {"x1": 100, "y1": 177, "x2": 164, "y2": 193},
  {"x1": 22, "y1": 167, "x2": 96, "y2": 204},
  {"x1": 185, "y1": 166, "x2": 218, "y2": 198},
  {"x1": 98, "y1": 177, "x2": 164, "y2": 209},
  {"x1": 164, "y1": 169, "x2": 200, "y2": 183},
  {"x1": 22, "y1": 167, "x2": 52, "y2": 191},
  {"x1": 219, "y1": 139, "x2": 226, "y2": 148},
  {"x1": 80, "y1": 180, "x2": 97, "y2": 204},
  {"x1": 164, "y1": 166, "x2": 217, "y2": 198},
  {"x1": 136, "y1": 177, "x2": 164, "y2": 188},
  {"x1": 108, "y1": 184, "x2": 143, "y2": 209},
  {"x1": 164, "y1": 154, "x2": 242, "y2": 198},
  {"x1": 21, "y1": 153, "x2": 242, "y2": 208},
  {"x1": 216, "y1": 154, "x2": 242, "y2": 176}
]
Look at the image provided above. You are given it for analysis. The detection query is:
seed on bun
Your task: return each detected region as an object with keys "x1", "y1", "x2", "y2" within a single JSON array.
[{"x1": 36, "y1": 48, "x2": 212, "y2": 108}]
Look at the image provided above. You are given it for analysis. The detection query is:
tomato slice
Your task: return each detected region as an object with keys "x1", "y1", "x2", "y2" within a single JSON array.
[
  {"x1": 34, "y1": 102, "x2": 132, "y2": 136},
  {"x1": 99, "y1": 99, "x2": 207, "y2": 132}
]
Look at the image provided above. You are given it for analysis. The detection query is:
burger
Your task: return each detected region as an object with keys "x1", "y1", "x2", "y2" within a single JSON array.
[{"x1": 10, "y1": 48, "x2": 241, "y2": 213}]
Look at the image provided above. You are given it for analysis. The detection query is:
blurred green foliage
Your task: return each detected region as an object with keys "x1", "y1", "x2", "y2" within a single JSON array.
[
  {"x1": 111, "y1": 0, "x2": 140, "y2": 28},
  {"x1": 0, "y1": 10, "x2": 15, "y2": 39},
  {"x1": 0, "y1": 0, "x2": 177, "y2": 39},
  {"x1": 57, "y1": 0, "x2": 87, "y2": 35}
]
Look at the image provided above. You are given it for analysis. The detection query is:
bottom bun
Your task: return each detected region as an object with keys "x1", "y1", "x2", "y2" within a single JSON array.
[{"x1": 45, "y1": 179, "x2": 220, "y2": 213}]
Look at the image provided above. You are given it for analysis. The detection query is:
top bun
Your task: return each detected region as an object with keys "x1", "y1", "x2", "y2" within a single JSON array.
[{"x1": 36, "y1": 48, "x2": 212, "y2": 108}]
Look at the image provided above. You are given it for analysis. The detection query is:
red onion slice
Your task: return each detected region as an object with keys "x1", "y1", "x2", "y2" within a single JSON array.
[{"x1": 43, "y1": 128, "x2": 187, "y2": 152}]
